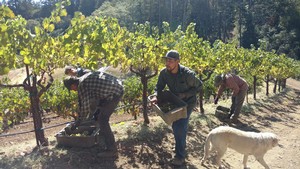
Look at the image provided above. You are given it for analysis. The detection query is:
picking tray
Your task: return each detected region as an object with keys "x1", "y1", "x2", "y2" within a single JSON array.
[
  {"x1": 55, "y1": 126, "x2": 100, "y2": 148},
  {"x1": 215, "y1": 106, "x2": 230, "y2": 119},
  {"x1": 148, "y1": 91, "x2": 187, "y2": 125}
]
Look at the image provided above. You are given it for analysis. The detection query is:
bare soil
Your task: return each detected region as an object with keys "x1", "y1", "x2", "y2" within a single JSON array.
[{"x1": 0, "y1": 77, "x2": 300, "y2": 169}]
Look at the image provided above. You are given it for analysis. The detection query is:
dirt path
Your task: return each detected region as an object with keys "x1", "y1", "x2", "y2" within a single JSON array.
[
  {"x1": 216, "y1": 78, "x2": 300, "y2": 169},
  {"x1": 0, "y1": 78, "x2": 300, "y2": 169},
  {"x1": 221, "y1": 109, "x2": 300, "y2": 169}
]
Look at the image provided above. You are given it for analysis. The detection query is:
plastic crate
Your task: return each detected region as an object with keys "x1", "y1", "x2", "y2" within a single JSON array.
[
  {"x1": 55, "y1": 126, "x2": 100, "y2": 148},
  {"x1": 148, "y1": 91, "x2": 187, "y2": 125},
  {"x1": 215, "y1": 106, "x2": 230, "y2": 119},
  {"x1": 216, "y1": 105, "x2": 230, "y2": 112},
  {"x1": 215, "y1": 110, "x2": 229, "y2": 119}
]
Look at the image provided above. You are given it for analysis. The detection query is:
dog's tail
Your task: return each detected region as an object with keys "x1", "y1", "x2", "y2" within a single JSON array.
[{"x1": 201, "y1": 132, "x2": 212, "y2": 164}]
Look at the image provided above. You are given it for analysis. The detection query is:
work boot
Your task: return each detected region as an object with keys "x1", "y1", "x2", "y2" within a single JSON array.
[
  {"x1": 228, "y1": 110, "x2": 234, "y2": 119},
  {"x1": 171, "y1": 157, "x2": 185, "y2": 166},
  {"x1": 229, "y1": 116, "x2": 238, "y2": 124},
  {"x1": 97, "y1": 149, "x2": 118, "y2": 158}
]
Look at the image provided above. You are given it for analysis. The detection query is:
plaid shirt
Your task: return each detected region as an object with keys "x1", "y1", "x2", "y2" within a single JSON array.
[{"x1": 77, "y1": 71, "x2": 123, "y2": 120}]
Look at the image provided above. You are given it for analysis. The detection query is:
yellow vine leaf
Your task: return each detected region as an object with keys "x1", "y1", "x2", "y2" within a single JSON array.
[
  {"x1": 60, "y1": 9, "x2": 67, "y2": 17},
  {"x1": 48, "y1": 24, "x2": 55, "y2": 32},
  {"x1": 24, "y1": 56, "x2": 30, "y2": 65},
  {"x1": 34, "y1": 26, "x2": 40, "y2": 35},
  {"x1": 77, "y1": 57, "x2": 85, "y2": 65}
]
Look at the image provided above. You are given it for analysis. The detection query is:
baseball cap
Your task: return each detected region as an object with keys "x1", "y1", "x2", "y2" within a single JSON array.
[{"x1": 163, "y1": 50, "x2": 180, "y2": 60}]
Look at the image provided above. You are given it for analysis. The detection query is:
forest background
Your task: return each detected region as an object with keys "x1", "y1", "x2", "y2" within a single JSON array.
[{"x1": 2, "y1": 0, "x2": 300, "y2": 60}]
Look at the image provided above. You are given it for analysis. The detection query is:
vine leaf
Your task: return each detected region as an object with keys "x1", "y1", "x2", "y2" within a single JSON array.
[{"x1": 24, "y1": 56, "x2": 30, "y2": 65}]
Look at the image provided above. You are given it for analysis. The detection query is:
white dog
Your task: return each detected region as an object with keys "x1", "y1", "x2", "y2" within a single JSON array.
[{"x1": 201, "y1": 126, "x2": 278, "y2": 169}]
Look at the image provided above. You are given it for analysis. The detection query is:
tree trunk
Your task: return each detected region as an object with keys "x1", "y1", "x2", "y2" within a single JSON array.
[
  {"x1": 266, "y1": 75, "x2": 269, "y2": 96},
  {"x1": 30, "y1": 89, "x2": 48, "y2": 146},
  {"x1": 282, "y1": 79, "x2": 287, "y2": 89},
  {"x1": 278, "y1": 79, "x2": 281, "y2": 92},
  {"x1": 182, "y1": 0, "x2": 189, "y2": 30},
  {"x1": 273, "y1": 79, "x2": 277, "y2": 93},
  {"x1": 199, "y1": 88, "x2": 205, "y2": 114},
  {"x1": 170, "y1": 0, "x2": 173, "y2": 25},
  {"x1": 238, "y1": 3, "x2": 242, "y2": 47},
  {"x1": 141, "y1": 75, "x2": 150, "y2": 125},
  {"x1": 129, "y1": 65, "x2": 157, "y2": 125},
  {"x1": 25, "y1": 65, "x2": 48, "y2": 147},
  {"x1": 253, "y1": 75, "x2": 257, "y2": 100},
  {"x1": 158, "y1": 0, "x2": 161, "y2": 28}
]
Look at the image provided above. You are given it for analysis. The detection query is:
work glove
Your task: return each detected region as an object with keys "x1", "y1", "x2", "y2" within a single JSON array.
[
  {"x1": 214, "y1": 97, "x2": 219, "y2": 105},
  {"x1": 92, "y1": 109, "x2": 100, "y2": 121},
  {"x1": 149, "y1": 96, "x2": 158, "y2": 105},
  {"x1": 71, "y1": 119, "x2": 81, "y2": 130}
]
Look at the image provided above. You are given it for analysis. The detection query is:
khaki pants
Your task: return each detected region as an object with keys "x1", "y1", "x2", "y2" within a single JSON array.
[{"x1": 230, "y1": 89, "x2": 247, "y2": 120}]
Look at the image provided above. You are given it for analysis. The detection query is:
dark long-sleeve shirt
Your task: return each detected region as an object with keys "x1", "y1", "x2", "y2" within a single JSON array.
[
  {"x1": 77, "y1": 71, "x2": 123, "y2": 120},
  {"x1": 155, "y1": 64, "x2": 202, "y2": 105},
  {"x1": 216, "y1": 74, "x2": 248, "y2": 98}
]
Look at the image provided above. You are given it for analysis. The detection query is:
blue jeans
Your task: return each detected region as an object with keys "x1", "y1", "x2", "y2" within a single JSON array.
[{"x1": 172, "y1": 103, "x2": 195, "y2": 159}]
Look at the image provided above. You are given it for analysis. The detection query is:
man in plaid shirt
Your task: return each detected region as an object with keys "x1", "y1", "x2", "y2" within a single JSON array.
[{"x1": 64, "y1": 71, "x2": 123, "y2": 158}]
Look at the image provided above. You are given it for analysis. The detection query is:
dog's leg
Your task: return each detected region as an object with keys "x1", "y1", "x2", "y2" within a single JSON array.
[
  {"x1": 215, "y1": 147, "x2": 227, "y2": 169},
  {"x1": 201, "y1": 149, "x2": 209, "y2": 164},
  {"x1": 255, "y1": 155, "x2": 270, "y2": 169},
  {"x1": 201, "y1": 144, "x2": 210, "y2": 163},
  {"x1": 243, "y1": 155, "x2": 249, "y2": 169},
  {"x1": 201, "y1": 134, "x2": 212, "y2": 164}
]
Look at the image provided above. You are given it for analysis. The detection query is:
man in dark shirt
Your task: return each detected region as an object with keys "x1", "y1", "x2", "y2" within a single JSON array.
[
  {"x1": 214, "y1": 73, "x2": 249, "y2": 123},
  {"x1": 63, "y1": 71, "x2": 123, "y2": 158},
  {"x1": 151, "y1": 50, "x2": 202, "y2": 166}
]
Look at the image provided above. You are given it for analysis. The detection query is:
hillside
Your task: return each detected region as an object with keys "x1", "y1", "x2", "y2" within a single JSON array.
[{"x1": 0, "y1": 78, "x2": 300, "y2": 169}]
